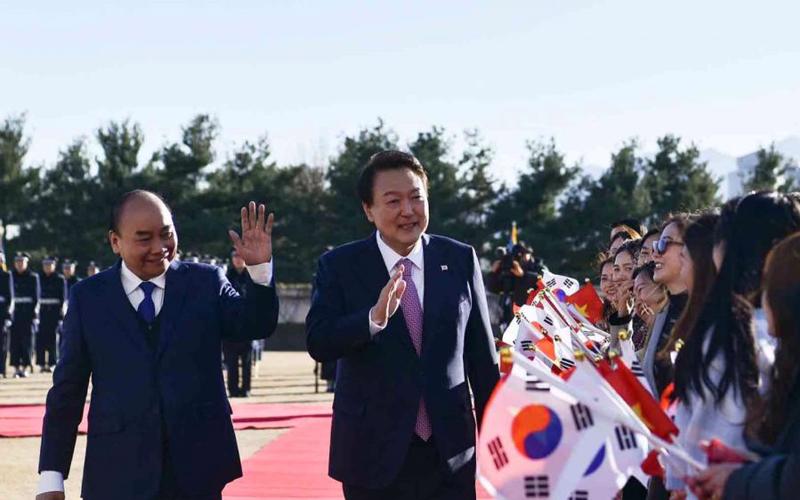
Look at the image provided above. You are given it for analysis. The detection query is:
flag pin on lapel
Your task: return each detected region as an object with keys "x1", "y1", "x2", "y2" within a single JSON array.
[{"x1": 441, "y1": 265, "x2": 448, "y2": 271}]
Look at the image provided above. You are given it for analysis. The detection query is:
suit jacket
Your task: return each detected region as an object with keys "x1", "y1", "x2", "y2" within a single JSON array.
[
  {"x1": 39, "y1": 259, "x2": 279, "y2": 499},
  {"x1": 306, "y1": 233, "x2": 499, "y2": 488},
  {"x1": 724, "y1": 378, "x2": 800, "y2": 499}
]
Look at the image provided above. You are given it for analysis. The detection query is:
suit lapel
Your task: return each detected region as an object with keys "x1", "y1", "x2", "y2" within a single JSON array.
[
  {"x1": 103, "y1": 261, "x2": 149, "y2": 354},
  {"x1": 156, "y1": 260, "x2": 189, "y2": 361},
  {"x1": 421, "y1": 235, "x2": 445, "y2": 356}
]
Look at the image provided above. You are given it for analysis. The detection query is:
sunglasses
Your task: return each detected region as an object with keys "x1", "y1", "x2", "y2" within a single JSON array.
[{"x1": 652, "y1": 236, "x2": 684, "y2": 255}]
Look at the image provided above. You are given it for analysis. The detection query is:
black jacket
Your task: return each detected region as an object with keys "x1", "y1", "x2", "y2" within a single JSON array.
[
  {"x1": 65, "y1": 275, "x2": 80, "y2": 294},
  {"x1": 39, "y1": 272, "x2": 67, "y2": 321},
  {"x1": 724, "y1": 378, "x2": 800, "y2": 499},
  {"x1": 12, "y1": 269, "x2": 40, "y2": 321}
]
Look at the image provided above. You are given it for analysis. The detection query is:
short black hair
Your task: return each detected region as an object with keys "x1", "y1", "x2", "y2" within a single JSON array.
[
  {"x1": 109, "y1": 190, "x2": 172, "y2": 233},
  {"x1": 356, "y1": 150, "x2": 428, "y2": 205}
]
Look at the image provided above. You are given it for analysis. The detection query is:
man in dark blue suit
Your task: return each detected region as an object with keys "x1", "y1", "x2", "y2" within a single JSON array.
[
  {"x1": 307, "y1": 150, "x2": 499, "y2": 500},
  {"x1": 37, "y1": 190, "x2": 279, "y2": 500}
]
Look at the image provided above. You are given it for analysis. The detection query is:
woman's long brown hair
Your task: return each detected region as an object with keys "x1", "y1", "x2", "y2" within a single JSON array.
[{"x1": 747, "y1": 232, "x2": 800, "y2": 444}]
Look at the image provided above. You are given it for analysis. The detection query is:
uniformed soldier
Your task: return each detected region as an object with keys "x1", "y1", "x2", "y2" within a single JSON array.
[
  {"x1": 222, "y1": 249, "x2": 254, "y2": 397},
  {"x1": 61, "y1": 259, "x2": 80, "y2": 293},
  {"x1": 86, "y1": 260, "x2": 99, "y2": 277},
  {"x1": 10, "y1": 252, "x2": 39, "y2": 378},
  {"x1": 37, "y1": 256, "x2": 66, "y2": 372},
  {"x1": 0, "y1": 251, "x2": 13, "y2": 378}
]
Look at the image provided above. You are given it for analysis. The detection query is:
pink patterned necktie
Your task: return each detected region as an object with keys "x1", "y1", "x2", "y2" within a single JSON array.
[{"x1": 399, "y1": 258, "x2": 432, "y2": 441}]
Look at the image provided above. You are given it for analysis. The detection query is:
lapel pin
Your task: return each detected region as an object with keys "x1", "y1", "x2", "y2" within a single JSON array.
[{"x1": 441, "y1": 265, "x2": 448, "y2": 271}]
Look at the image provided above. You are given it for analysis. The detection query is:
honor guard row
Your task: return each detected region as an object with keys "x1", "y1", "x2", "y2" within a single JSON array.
[{"x1": 0, "y1": 252, "x2": 92, "y2": 378}]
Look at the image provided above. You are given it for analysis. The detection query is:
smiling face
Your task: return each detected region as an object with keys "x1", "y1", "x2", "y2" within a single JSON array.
[
  {"x1": 600, "y1": 262, "x2": 616, "y2": 300},
  {"x1": 362, "y1": 167, "x2": 429, "y2": 256},
  {"x1": 652, "y1": 222, "x2": 685, "y2": 292},
  {"x1": 108, "y1": 194, "x2": 178, "y2": 280},
  {"x1": 638, "y1": 234, "x2": 658, "y2": 266},
  {"x1": 613, "y1": 250, "x2": 636, "y2": 294}
]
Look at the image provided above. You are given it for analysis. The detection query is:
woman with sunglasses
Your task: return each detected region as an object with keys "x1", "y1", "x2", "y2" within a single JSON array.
[
  {"x1": 660, "y1": 211, "x2": 720, "y2": 360},
  {"x1": 687, "y1": 232, "x2": 800, "y2": 500},
  {"x1": 667, "y1": 193, "x2": 800, "y2": 499},
  {"x1": 654, "y1": 211, "x2": 719, "y2": 499},
  {"x1": 637, "y1": 215, "x2": 691, "y2": 500},
  {"x1": 642, "y1": 214, "x2": 691, "y2": 396}
]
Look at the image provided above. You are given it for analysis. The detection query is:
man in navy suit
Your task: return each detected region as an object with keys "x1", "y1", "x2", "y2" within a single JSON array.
[
  {"x1": 307, "y1": 150, "x2": 499, "y2": 500},
  {"x1": 37, "y1": 190, "x2": 279, "y2": 500}
]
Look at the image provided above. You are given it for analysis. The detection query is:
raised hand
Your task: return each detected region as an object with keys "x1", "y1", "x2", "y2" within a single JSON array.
[
  {"x1": 370, "y1": 267, "x2": 407, "y2": 326},
  {"x1": 228, "y1": 201, "x2": 274, "y2": 265}
]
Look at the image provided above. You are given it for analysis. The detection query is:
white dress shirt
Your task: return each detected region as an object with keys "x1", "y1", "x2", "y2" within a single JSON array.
[
  {"x1": 38, "y1": 258, "x2": 273, "y2": 494},
  {"x1": 368, "y1": 232, "x2": 424, "y2": 335}
]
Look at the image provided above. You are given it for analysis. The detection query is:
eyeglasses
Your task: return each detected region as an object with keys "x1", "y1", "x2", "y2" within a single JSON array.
[{"x1": 653, "y1": 236, "x2": 684, "y2": 255}]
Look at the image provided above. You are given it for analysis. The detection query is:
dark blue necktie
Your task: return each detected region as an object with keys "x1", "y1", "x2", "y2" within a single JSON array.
[{"x1": 137, "y1": 281, "x2": 156, "y2": 324}]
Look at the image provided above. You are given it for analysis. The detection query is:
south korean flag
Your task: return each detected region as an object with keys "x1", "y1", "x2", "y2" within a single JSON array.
[{"x1": 542, "y1": 270, "x2": 581, "y2": 296}]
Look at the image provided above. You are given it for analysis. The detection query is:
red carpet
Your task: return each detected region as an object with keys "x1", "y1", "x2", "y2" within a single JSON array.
[
  {"x1": 0, "y1": 402, "x2": 332, "y2": 438},
  {"x1": 2, "y1": 402, "x2": 491, "y2": 498},
  {"x1": 224, "y1": 418, "x2": 342, "y2": 500},
  {"x1": 224, "y1": 416, "x2": 492, "y2": 499}
]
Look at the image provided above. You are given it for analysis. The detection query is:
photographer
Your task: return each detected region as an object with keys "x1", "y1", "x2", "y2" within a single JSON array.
[{"x1": 490, "y1": 243, "x2": 543, "y2": 328}]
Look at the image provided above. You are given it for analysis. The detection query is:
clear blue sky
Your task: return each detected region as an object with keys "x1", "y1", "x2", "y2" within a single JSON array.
[{"x1": 2, "y1": 0, "x2": 799, "y2": 184}]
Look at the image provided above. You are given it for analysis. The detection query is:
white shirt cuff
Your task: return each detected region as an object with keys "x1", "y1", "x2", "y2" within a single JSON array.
[
  {"x1": 246, "y1": 260, "x2": 273, "y2": 286},
  {"x1": 37, "y1": 470, "x2": 65, "y2": 494},
  {"x1": 368, "y1": 307, "x2": 387, "y2": 336}
]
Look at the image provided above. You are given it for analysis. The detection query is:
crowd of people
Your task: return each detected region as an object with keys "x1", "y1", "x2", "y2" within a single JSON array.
[
  {"x1": 587, "y1": 192, "x2": 800, "y2": 500},
  {"x1": 0, "y1": 249, "x2": 261, "y2": 398},
  {"x1": 9, "y1": 163, "x2": 800, "y2": 499}
]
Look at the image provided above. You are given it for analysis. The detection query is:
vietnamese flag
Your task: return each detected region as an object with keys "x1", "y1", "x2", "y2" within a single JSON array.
[
  {"x1": 565, "y1": 282, "x2": 604, "y2": 325},
  {"x1": 595, "y1": 359, "x2": 678, "y2": 441}
]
